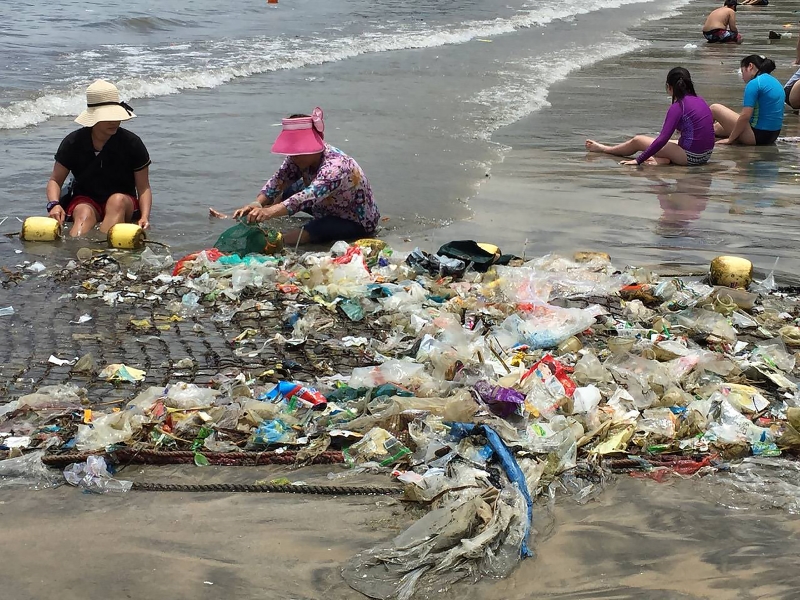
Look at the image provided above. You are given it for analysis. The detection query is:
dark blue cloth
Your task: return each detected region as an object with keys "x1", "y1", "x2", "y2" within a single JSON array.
[
  {"x1": 448, "y1": 422, "x2": 534, "y2": 558},
  {"x1": 279, "y1": 180, "x2": 368, "y2": 243}
]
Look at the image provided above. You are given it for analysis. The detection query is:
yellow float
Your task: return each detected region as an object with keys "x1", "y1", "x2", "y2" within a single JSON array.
[
  {"x1": 107, "y1": 223, "x2": 146, "y2": 249},
  {"x1": 709, "y1": 256, "x2": 753, "y2": 289},
  {"x1": 20, "y1": 217, "x2": 61, "y2": 241}
]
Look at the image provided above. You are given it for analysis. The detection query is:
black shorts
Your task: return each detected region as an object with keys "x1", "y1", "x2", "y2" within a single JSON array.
[
  {"x1": 752, "y1": 128, "x2": 781, "y2": 146},
  {"x1": 302, "y1": 215, "x2": 370, "y2": 243},
  {"x1": 786, "y1": 81, "x2": 798, "y2": 107}
]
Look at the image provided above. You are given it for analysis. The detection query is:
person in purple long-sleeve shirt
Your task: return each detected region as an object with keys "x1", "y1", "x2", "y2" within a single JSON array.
[
  {"x1": 233, "y1": 107, "x2": 380, "y2": 245},
  {"x1": 585, "y1": 68, "x2": 715, "y2": 167}
]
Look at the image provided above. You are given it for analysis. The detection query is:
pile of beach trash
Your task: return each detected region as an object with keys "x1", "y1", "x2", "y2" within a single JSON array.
[{"x1": 2, "y1": 240, "x2": 800, "y2": 599}]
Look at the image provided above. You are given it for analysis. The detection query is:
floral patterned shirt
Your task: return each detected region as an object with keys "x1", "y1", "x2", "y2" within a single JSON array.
[{"x1": 260, "y1": 144, "x2": 380, "y2": 233}]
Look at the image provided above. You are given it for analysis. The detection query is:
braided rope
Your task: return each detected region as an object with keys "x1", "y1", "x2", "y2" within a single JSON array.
[
  {"x1": 131, "y1": 481, "x2": 400, "y2": 495},
  {"x1": 42, "y1": 449, "x2": 344, "y2": 468}
]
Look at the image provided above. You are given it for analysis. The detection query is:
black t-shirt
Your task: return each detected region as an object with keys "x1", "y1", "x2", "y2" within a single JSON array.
[{"x1": 54, "y1": 127, "x2": 151, "y2": 202}]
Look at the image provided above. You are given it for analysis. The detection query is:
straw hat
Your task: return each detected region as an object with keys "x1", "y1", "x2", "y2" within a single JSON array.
[{"x1": 75, "y1": 80, "x2": 136, "y2": 127}]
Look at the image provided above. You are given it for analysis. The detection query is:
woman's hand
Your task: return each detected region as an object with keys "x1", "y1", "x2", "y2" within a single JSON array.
[
  {"x1": 619, "y1": 160, "x2": 640, "y2": 166},
  {"x1": 247, "y1": 205, "x2": 279, "y2": 223},
  {"x1": 49, "y1": 205, "x2": 66, "y2": 225},
  {"x1": 138, "y1": 216, "x2": 150, "y2": 230},
  {"x1": 717, "y1": 138, "x2": 733, "y2": 145},
  {"x1": 233, "y1": 202, "x2": 260, "y2": 219}
]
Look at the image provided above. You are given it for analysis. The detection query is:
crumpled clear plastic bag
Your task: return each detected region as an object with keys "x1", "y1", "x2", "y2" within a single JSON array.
[
  {"x1": 572, "y1": 351, "x2": 612, "y2": 385},
  {"x1": 63, "y1": 455, "x2": 132, "y2": 493},
  {"x1": 342, "y1": 482, "x2": 528, "y2": 600},
  {"x1": 636, "y1": 407, "x2": 676, "y2": 439},
  {"x1": 164, "y1": 382, "x2": 221, "y2": 409},
  {"x1": 714, "y1": 457, "x2": 800, "y2": 513},
  {"x1": 75, "y1": 411, "x2": 147, "y2": 451},
  {"x1": 17, "y1": 384, "x2": 85, "y2": 414},
  {"x1": 707, "y1": 400, "x2": 772, "y2": 445},
  {"x1": 349, "y1": 360, "x2": 427, "y2": 389},
  {"x1": 667, "y1": 308, "x2": 737, "y2": 343},
  {"x1": 751, "y1": 338, "x2": 796, "y2": 373},
  {"x1": 0, "y1": 451, "x2": 63, "y2": 490},
  {"x1": 494, "y1": 256, "x2": 626, "y2": 302},
  {"x1": 494, "y1": 304, "x2": 604, "y2": 349}
]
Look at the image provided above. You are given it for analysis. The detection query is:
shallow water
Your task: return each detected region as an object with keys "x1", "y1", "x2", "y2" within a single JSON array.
[
  {"x1": 1, "y1": 0, "x2": 689, "y2": 258},
  {"x1": 412, "y1": 0, "x2": 800, "y2": 278}
]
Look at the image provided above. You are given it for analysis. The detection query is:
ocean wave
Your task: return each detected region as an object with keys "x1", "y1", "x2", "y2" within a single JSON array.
[
  {"x1": 470, "y1": 36, "x2": 647, "y2": 140},
  {"x1": 468, "y1": 0, "x2": 695, "y2": 138},
  {"x1": 81, "y1": 16, "x2": 196, "y2": 33},
  {"x1": 0, "y1": 0, "x2": 670, "y2": 130}
]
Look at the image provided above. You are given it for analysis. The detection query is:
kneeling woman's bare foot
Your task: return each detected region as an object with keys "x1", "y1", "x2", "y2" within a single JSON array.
[{"x1": 585, "y1": 139, "x2": 610, "y2": 153}]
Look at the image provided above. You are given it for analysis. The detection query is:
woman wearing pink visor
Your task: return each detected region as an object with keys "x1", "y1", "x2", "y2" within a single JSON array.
[{"x1": 233, "y1": 107, "x2": 380, "y2": 245}]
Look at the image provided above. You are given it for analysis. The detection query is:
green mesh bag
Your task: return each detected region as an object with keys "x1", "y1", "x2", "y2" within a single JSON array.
[{"x1": 213, "y1": 222, "x2": 266, "y2": 256}]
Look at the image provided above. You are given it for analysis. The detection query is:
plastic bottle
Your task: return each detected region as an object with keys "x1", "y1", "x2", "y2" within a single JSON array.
[
  {"x1": 264, "y1": 381, "x2": 328, "y2": 408},
  {"x1": 0, "y1": 306, "x2": 14, "y2": 317},
  {"x1": 557, "y1": 336, "x2": 582, "y2": 355}
]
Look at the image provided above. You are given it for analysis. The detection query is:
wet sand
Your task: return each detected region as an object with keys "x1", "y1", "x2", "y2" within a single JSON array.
[{"x1": 2, "y1": 469, "x2": 799, "y2": 600}]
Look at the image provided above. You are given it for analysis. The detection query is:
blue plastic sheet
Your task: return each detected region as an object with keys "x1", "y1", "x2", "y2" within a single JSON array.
[{"x1": 448, "y1": 422, "x2": 534, "y2": 558}]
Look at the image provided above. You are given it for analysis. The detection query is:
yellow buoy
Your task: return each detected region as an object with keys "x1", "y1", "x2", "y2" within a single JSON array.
[
  {"x1": 107, "y1": 223, "x2": 146, "y2": 249},
  {"x1": 709, "y1": 255, "x2": 753, "y2": 289},
  {"x1": 20, "y1": 217, "x2": 61, "y2": 242}
]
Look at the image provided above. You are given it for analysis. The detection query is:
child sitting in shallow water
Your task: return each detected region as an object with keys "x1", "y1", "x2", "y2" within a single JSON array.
[{"x1": 585, "y1": 67, "x2": 715, "y2": 167}]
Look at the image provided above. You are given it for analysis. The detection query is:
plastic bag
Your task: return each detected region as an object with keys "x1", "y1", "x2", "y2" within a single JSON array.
[
  {"x1": 521, "y1": 354, "x2": 578, "y2": 398},
  {"x1": 751, "y1": 338, "x2": 796, "y2": 373},
  {"x1": 495, "y1": 304, "x2": 603, "y2": 349},
  {"x1": 250, "y1": 419, "x2": 294, "y2": 446},
  {"x1": 667, "y1": 308, "x2": 737, "y2": 343},
  {"x1": 473, "y1": 381, "x2": 525, "y2": 417},
  {"x1": 343, "y1": 427, "x2": 410, "y2": 467},
  {"x1": 164, "y1": 382, "x2": 221, "y2": 409},
  {"x1": 636, "y1": 407, "x2": 676, "y2": 439},
  {"x1": 0, "y1": 451, "x2": 62, "y2": 490},
  {"x1": 63, "y1": 455, "x2": 132, "y2": 493},
  {"x1": 572, "y1": 351, "x2": 612, "y2": 385},
  {"x1": 349, "y1": 360, "x2": 426, "y2": 389},
  {"x1": 75, "y1": 410, "x2": 146, "y2": 451},
  {"x1": 707, "y1": 400, "x2": 772, "y2": 445}
]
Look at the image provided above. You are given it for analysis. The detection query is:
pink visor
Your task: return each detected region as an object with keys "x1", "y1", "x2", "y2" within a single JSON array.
[{"x1": 271, "y1": 107, "x2": 325, "y2": 155}]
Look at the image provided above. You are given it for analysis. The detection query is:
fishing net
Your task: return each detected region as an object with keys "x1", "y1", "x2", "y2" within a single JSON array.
[{"x1": 214, "y1": 222, "x2": 266, "y2": 256}]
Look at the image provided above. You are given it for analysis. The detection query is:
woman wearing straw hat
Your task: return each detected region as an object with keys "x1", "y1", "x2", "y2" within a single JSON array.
[
  {"x1": 45, "y1": 80, "x2": 152, "y2": 237},
  {"x1": 232, "y1": 107, "x2": 379, "y2": 245}
]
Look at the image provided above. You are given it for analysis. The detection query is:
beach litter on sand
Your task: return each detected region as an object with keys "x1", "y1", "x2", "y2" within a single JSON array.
[{"x1": 3, "y1": 240, "x2": 800, "y2": 598}]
